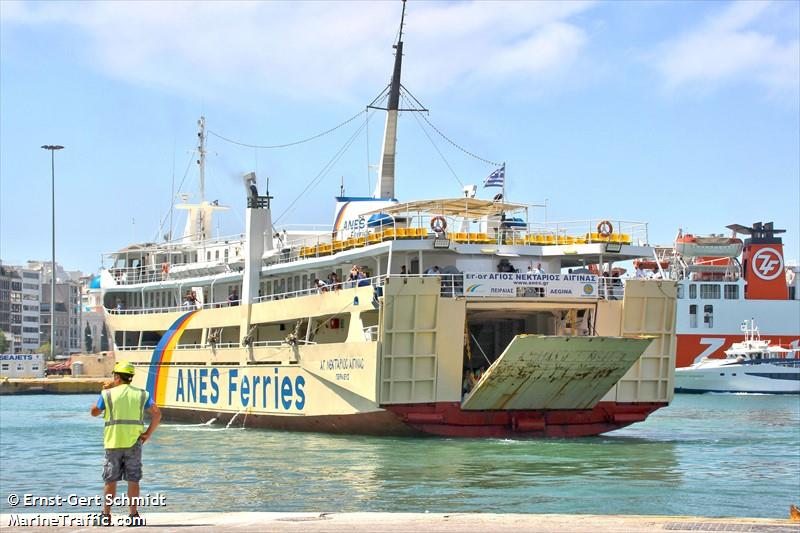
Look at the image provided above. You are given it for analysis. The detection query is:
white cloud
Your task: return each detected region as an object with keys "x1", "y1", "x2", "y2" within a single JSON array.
[
  {"x1": 655, "y1": 1, "x2": 799, "y2": 93},
  {"x1": 2, "y1": 0, "x2": 594, "y2": 102}
]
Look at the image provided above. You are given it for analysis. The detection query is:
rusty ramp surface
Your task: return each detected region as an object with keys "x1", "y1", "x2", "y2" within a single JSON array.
[{"x1": 462, "y1": 335, "x2": 653, "y2": 410}]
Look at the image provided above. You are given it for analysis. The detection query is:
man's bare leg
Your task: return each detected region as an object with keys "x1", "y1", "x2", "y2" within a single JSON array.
[
  {"x1": 103, "y1": 481, "x2": 116, "y2": 516},
  {"x1": 127, "y1": 481, "x2": 140, "y2": 515}
]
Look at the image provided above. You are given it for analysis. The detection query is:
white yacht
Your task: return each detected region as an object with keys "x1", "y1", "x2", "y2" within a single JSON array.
[{"x1": 675, "y1": 320, "x2": 799, "y2": 394}]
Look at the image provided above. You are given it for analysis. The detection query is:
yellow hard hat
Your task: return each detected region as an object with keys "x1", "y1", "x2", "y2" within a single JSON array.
[{"x1": 113, "y1": 361, "x2": 135, "y2": 375}]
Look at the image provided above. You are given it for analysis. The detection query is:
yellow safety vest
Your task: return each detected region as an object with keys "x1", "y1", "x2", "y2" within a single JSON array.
[{"x1": 102, "y1": 384, "x2": 148, "y2": 449}]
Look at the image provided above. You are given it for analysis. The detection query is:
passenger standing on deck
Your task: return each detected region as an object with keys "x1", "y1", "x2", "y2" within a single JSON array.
[
  {"x1": 348, "y1": 265, "x2": 359, "y2": 287},
  {"x1": 328, "y1": 272, "x2": 340, "y2": 291},
  {"x1": 315, "y1": 278, "x2": 327, "y2": 293},
  {"x1": 228, "y1": 287, "x2": 239, "y2": 306},
  {"x1": 91, "y1": 361, "x2": 160, "y2": 526},
  {"x1": 611, "y1": 272, "x2": 623, "y2": 300}
]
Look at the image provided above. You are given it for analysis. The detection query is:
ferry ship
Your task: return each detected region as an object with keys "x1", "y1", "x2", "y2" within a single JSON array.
[
  {"x1": 644, "y1": 223, "x2": 800, "y2": 368},
  {"x1": 98, "y1": 3, "x2": 677, "y2": 438}
]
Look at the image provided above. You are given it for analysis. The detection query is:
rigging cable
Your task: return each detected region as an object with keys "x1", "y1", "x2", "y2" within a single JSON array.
[
  {"x1": 273, "y1": 108, "x2": 377, "y2": 224},
  {"x1": 404, "y1": 93, "x2": 463, "y2": 188},
  {"x1": 207, "y1": 109, "x2": 367, "y2": 149},
  {"x1": 154, "y1": 151, "x2": 197, "y2": 242},
  {"x1": 420, "y1": 112, "x2": 502, "y2": 168}
]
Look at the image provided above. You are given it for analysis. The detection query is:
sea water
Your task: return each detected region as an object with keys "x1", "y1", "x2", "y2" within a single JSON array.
[{"x1": 0, "y1": 393, "x2": 797, "y2": 518}]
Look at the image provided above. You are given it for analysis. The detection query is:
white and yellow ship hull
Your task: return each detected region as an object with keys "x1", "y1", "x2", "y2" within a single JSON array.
[{"x1": 109, "y1": 277, "x2": 677, "y2": 438}]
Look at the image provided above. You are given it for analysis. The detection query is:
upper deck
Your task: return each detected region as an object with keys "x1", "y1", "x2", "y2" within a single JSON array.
[{"x1": 102, "y1": 197, "x2": 651, "y2": 291}]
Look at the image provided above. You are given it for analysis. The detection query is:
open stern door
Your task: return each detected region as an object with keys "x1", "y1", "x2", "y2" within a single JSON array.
[{"x1": 462, "y1": 335, "x2": 653, "y2": 410}]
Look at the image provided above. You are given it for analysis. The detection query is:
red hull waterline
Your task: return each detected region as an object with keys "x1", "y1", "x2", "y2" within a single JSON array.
[{"x1": 161, "y1": 401, "x2": 666, "y2": 438}]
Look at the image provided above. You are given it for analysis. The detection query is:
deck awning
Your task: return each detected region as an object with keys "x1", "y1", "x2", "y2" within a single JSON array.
[{"x1": 363, "y1": 198, "x2": 535, "y2": 218}]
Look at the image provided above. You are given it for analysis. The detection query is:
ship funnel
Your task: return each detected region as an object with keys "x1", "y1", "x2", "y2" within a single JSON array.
[
  {"x1": 242, "y1": 172, "x2": 273, "y2": 305},
  {"x1": 727, "y1": 221, "x2": 788, "y2": 300}
]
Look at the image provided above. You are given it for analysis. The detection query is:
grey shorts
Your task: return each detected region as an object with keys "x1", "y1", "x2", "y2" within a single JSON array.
[{"x1": 103, "y1": 441, "x2": 143, "y2": 483}]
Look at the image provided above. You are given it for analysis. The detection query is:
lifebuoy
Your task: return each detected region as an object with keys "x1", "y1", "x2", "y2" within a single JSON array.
[
  {"x1": 597, "y1": 220, "x2": 613, "y2": 237},
  {"x1": 430, "y1": 216, "x2": 447, "y2": 234}
]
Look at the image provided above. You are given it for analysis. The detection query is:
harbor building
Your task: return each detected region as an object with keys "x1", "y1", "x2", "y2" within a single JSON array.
[{"x1": 0, "y1": 260, "x2": 87, "y2": 356}]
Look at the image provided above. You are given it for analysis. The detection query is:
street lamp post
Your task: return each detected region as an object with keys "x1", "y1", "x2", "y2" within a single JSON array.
[{"x1": 41, "y1": 145, "x2": 64, "y2": 361}]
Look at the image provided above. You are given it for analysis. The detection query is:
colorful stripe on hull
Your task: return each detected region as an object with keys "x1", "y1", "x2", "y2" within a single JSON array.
[{"x1": 145, "y1": 310, "x2": 199, "y2": 404}]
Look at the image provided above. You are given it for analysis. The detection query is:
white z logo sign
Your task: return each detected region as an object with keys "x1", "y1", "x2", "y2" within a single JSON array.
[
  {"x1": 694, "y1": 337, "x2": 725, "y2": 364},
  {"x1": 752, "y1": 248, "x2": 784, "y2": 281}
]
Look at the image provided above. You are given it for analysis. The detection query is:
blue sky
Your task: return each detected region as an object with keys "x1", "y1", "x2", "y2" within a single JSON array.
[{"x1": 1, "y1": 0, "x2": 798, "y2": 274}]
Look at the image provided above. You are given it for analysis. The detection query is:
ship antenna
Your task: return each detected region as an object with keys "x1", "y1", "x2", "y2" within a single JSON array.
[
  {"x1": 197, "y1": 116, "x2": 206, "y2": 203},
  {"x1": 398, "y1": 0, "x2": 406, "y2": 44}
]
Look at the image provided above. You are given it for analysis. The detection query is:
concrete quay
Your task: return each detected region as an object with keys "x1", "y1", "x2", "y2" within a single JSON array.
[
  {"x1": 2, "y1": 512, "x2": 798, "y2": 532},
  {"x1": 0, "y1": 377, "x2": 107, "y2": 395}
]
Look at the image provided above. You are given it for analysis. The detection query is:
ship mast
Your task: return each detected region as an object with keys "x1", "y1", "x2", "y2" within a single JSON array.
[
  {"x1": 373, "y1": 0, "x2": 407, "y2": 200},
  {"x1": 176, "y1": 115, "x2": 227, "y2": 243}
]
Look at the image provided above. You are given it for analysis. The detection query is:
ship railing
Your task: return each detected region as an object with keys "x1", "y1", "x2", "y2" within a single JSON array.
[
  {"x1": 268, "y1": 219, "x2": 651, "y2": 268},
  {"x1": 115, "y1": 345, "x2": 158, "y2": 351},
  {"x1": 106, "y1": 273, "x2": 626, "y2": 316},
  {"x1": 106, "y1": 261, "x2": 239, "y2": 286},
  {"x1": 106, "y1": 298, "x2": 248, "y2": 315},
  {"x1": 210, "y1": 342, "x2": 239, "y2": 349},
  {"x1": 254, "y1": 274, "x2": 387, "y2": 303},
  {"x1": 251, "y1": 339, "x2": 317, "y2": 347},
  {"x1": 597, "y1": 276, "x2": 626, "y2": 300},
  {"x1": 114, "y1": 340, "x2": 316, "y2": 351}
]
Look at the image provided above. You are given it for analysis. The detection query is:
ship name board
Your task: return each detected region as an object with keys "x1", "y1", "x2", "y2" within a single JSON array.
[
  {"x1": 318, "y1": 357, "x2": 366, "y2": 382},
  {"x1": 174, "y1": 367, "x2": 306, "y2": 411},
  {"x1": 464, "y1": 273, "x2": 598, "y2": 298},
  {"x1": 0, "y1": 354, "x2": 38, "y2": 361}
]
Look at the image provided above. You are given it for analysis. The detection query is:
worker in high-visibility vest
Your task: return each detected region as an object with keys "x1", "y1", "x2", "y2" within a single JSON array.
[{"x1": 91, "y1": 360, "x2": 161, "y2": 526}]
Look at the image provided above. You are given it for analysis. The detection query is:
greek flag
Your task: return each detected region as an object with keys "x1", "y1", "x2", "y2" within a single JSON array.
[{"x1": 483, "y1": 165, "x2": 505, "y2": 188}]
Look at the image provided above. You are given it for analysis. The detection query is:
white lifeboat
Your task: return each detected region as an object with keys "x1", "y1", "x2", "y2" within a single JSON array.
[{"x1": 675, "y1": 234, "x2": 743, "y2": 258}]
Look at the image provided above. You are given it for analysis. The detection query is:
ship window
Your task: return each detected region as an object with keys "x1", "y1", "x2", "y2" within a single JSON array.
[
  {"x1": 703, "y1": 305, "x2": 714, "y2": 328},
  {"x1": 689, "y1": 304, "x2": 698, "y2": 328},
  {"x1": 689, "y1": 284, "x2": 697, "y2": 299},
  {"x1": 176, "y1": 329, "x2": 202, "y2": 347},
  {"x1": 207, "y1": 251, "x2": 211, "y2": 262},
  {"x1": 700, "y1": 284, "x2": 720, "y2": 299},
  {"x1": 141, "y1": 331, "x2": 163, "y2": 348},
  {"x1": 287, "y1": 277, "x2": 293, "y2": 293},
  {"x1": 215, "y1": 250, "x2": 220, "y2": 260},
  {"x1": 224, "y1": 249, "x2": 229, "y2": 263},
  {"x1": 677, "y1": 285, "x2": 684, "y2": 299},
  {"x1": 724, "y1": 285, "x2": 739, "y2": 300},
  {"x1": 1, "y1": 364, "x2": 8, "y2": 371}
]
